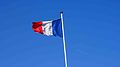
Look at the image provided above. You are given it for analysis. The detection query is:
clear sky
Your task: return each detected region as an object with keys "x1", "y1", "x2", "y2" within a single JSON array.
[{"x1": 0, "y1": 0, "x2": 120, "y2": 67}]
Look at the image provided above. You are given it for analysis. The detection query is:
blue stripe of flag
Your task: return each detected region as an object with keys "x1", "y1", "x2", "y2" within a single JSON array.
[{"x1": 52, "y1": 19, "x2": 63, "y2": 38}]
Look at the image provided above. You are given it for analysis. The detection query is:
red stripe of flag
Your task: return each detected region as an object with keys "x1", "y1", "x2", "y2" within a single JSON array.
[{"x1": 32, "y1": 21, "x2": 43, "y2": 34}]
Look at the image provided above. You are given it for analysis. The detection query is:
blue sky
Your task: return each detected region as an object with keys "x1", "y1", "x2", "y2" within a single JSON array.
[{"x1": 0, "y1": 0, "x2": 120, "y2": 67}]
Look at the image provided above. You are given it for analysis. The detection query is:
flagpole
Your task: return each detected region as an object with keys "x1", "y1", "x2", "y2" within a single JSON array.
[{"x1": 60, "y1": 12, "x2": 68, "y2": 67}]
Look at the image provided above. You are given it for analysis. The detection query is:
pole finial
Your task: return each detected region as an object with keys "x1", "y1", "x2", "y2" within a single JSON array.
[{"x1": 60, "y1": 11, "x2": 63, "y2": 13}]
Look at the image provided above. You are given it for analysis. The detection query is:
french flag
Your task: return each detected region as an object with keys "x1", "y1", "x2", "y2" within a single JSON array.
[{"x1": 32, "y1": 19, "x2": 63, "y2": 37}]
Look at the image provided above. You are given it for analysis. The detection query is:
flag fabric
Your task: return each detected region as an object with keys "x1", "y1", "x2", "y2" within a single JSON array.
[{"x1": 32, "y1": 19, "x2": 63, "y2": 37}]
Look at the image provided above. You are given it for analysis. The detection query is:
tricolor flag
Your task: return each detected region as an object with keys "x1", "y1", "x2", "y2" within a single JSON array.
[{"x1": 32, "y1": 19, "x2": 63, "y2": 37}]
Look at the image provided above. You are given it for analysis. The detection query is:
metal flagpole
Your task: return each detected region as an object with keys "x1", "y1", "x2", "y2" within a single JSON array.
[{"x1": 60, "y1": 12, "x2": 68, "y2": 67}]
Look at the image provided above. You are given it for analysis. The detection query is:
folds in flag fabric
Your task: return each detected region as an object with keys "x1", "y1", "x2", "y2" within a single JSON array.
[{"x1": 32, "y1": 19, "x2": 63, "y2": 37}]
